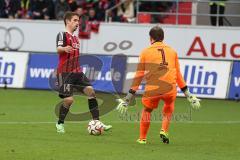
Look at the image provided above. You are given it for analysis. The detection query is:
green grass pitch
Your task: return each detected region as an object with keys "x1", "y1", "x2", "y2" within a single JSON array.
[{"x1": 0, "y1": 89, "x2": 240, "y2": 160}]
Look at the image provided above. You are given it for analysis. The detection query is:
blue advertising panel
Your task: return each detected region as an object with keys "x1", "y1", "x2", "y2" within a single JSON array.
[
  {"x1": 25, "y1": 53, "x2": 58, "y2": 89},
  {"x1": 80, "y1": 54, "x2": 127, "y2": 93},
  {"x1": 25, "y1": 53, "x2": 127, "y2": 93},
  {"x1": 228, "y1": 61, "x2": 240, "y2": 99}
]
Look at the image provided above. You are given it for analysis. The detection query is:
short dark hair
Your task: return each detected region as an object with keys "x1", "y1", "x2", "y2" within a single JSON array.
[
  {"x1": 149, "y1": 26, "x2": 164, "y2": 42},
  {"x1": 63, "y1": 11, "x2": 79, "y2": 26}
]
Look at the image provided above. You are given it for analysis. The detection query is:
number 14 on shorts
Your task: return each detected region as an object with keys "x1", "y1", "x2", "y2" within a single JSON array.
[{"x1": 63, "y1": 84, "x2": 71, "y2": 92}]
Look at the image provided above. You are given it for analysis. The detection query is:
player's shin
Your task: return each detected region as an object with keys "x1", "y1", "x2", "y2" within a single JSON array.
[
  {"x1": 161, "y1": 113, "x2": 172, "y2": 133},
  {"x1": 161, "y1": 105, "x2": 173, "y2": 133},
  {"x1": 88, "y1": 98, "x2": 112, "y2": 131},
  {"x1": 160, "y1": 110, "x2": 172, "y2": 144},
  {"x1": 139, "y1": 108, "x2": 152, "y2": 140},
  {"x1": 88, "y1": 98, "x2": 99, "y2": 120},
  {"x1": 58, "y1": 103, "x2": 70, "y2": 124}
]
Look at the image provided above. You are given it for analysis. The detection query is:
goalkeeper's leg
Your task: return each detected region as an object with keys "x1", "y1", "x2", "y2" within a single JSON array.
[
  {"x1": 137, "y1": 97, "x2": 159, "y2": 144},
  {"x1": 161, "y1": 103, "x2": 174, "y2": 133},
  {"x1": 139, "y1": 107, "x2": 153, "y2": 141},
  {"x1": 160, "y1": 95, "x2": 175, "y2": 144}
]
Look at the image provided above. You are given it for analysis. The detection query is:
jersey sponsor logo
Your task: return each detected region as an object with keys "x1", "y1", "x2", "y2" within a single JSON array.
[
  {"x1": 67, "y1": 34, "x2": 80, "y2": 49},
  {"x1": 0, "y1": 56, "x2": 15, "y2": 85},
  {"x1": 72, "y1": 42, "x2": 80, "y2": 49}
]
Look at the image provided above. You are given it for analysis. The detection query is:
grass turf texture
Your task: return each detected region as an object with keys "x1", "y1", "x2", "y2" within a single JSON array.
[{"x1": 0, "y1": 89, "x2": 240, "y2": 160}]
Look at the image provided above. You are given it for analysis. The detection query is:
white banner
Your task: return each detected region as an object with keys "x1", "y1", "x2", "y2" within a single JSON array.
[
  {"x1": 177, "y1": 59, "x2": 231, "y2": 99},
  {"x1": 0, "y1": 19, "x2": 239, "y2": 60},
  {"x1": 0, "y1": 51, "x2": 29, "y2": 88},
  {"x1": 0, "y1": 19, "x2": 64, "y2": 52},
  {"x1": 83, "y1": 24, "x2": 240, "y2": 60},
  {"x1": 123, "y1": 58, "x2": 231, "y2": 99}
]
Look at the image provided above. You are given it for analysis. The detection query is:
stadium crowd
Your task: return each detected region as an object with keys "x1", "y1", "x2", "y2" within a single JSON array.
[{"x1": 0, "y1": 0, "x2": 175, "y2": 23}]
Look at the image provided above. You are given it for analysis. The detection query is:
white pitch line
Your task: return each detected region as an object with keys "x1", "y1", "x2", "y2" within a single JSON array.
[{"x1": 0, "y1": 121, "x2": 240, "y2": 125}]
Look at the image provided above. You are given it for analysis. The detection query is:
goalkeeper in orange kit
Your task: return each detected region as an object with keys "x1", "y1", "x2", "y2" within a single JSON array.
[{"x1": 116, "y1": 26, "x2": 201, "y2": 144}]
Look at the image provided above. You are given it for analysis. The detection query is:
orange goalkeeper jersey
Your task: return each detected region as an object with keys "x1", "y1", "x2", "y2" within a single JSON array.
[{"x1": 131, "y1": 42, "x2": 186, "y2": 97}]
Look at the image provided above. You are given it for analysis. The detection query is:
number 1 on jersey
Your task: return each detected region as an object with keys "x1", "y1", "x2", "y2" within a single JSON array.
[{"x1": 158, "y1": 49, "x2": 168, "y2": 66}]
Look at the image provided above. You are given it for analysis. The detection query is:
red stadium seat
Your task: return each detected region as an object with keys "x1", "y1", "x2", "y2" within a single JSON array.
[
  {"x1": 137, "y1": 13, "x2": 151, "y2": 23},
  {"x1": 162, "y1": 2, "x2": 192, "y2": 25}
]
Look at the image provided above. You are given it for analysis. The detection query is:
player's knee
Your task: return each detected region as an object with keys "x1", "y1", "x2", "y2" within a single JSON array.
[
  {"x1": 63, "y1": 97, "x2": 74, "y2": 107},
  {"x1": 84, "y1": 86, "x2": 96, "y2": 98},
  {"x1": 144, "y1": 107, "x2": 153, "y2": 113},
  {"x1": 163, "y1": 105, "x2": 174, "y2": 114}
]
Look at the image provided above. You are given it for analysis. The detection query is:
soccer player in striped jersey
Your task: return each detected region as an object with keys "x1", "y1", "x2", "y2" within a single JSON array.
[{"x1": 55, "y1": 11, "x2": 112, "y2": 133}]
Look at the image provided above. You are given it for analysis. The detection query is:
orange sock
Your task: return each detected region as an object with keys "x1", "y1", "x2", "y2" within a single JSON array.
[
  {"x1": 161, "y1": 104, "x2": 174, "y2": 132},
  {"x1": 161, "y1": 113, "x2": 171, "y2": 132},
  {"x1": 139, "y1": 109, "x2": 151, "y2": 140}
]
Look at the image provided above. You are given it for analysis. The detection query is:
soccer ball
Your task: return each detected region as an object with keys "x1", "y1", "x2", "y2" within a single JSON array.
[{"x1": 87, "y1": 120, "x2": 104, "y2": 136}]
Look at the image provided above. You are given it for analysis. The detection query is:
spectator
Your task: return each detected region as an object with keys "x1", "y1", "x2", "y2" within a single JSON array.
[
  {"x1": 29, "y1": 0, "x2": 50, "y2": 19},
  {"x1": 117, "y1": 0, "x2": 135, "y2": 22},
  {"x1": 104, "y1": 0, "x2": 121, "y2": 22},
  {"x1": 106, "y1": 10, "x2": 122, "y2": 22},
  {"x1": 47, "y1": 0, "x2": 55, "y2": 19},
  {"x1": 85, "y1": 0, "x2": 98, "y2": 10},
  {"x1": 76, "y1": 7, "x2": 91, "y2": 38},
  {"x1": 88, "y1": 8, "x2": 98, "y2": 21},
  {"x1": 138, "y1": 1, "x2": 174, "y2": 23},
  {"x1": 75, "y1": 6, "x2": 85, "y2": 16},
  {"x1": 75, "y1": 6, "x2": 86, "y2": 17},
  {"x1": 88, "y1": 8, "x2": 100, "y2": 33},
  {"x1": 96, "y1": 0, "x2": 111, "y2": 21},
  {"x1": 75, "y1": 0, "x2": 87, "y2": 8},
  {"x1": 55, "y1": 0, "x2": 71, "y2": 20},
  {"x1": 209, "y1": 0, "x2": 227, "y2": 26},
  {"x1": 68, "y1": 0, "x2": 78, "y2": 11},
  {"x1": 15, "y1": 0, "x2": 31, "y2": 19},
  {"x1": 0, "y1": 0, "x2": 21, "y2": 19}
]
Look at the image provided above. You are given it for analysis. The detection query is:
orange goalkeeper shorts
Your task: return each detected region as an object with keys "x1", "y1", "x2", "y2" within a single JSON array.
[{"x1": 142, "y1": 93, "x2": 177, "y2": 109}]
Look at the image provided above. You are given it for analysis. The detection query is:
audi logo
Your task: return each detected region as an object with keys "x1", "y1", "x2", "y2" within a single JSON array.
[
  {"x1": 104, "y1": 40, "x2": 133, "y2": 52},
  {"x1": 0, "y1": 26, "x2": 24, "y2": 51}
]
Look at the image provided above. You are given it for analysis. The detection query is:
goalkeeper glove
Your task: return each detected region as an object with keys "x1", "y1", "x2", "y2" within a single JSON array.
[
  {"x1": 116, "y1": 89, "x2": 136, "y2": 114},
  {"x1": 182, "y1": 87, "x2": 201, "y2": 110}
]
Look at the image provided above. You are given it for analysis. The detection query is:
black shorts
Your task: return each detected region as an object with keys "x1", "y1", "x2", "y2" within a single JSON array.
[{"x1": 57, "y1": 72, "x2": 92, "y2": 98}]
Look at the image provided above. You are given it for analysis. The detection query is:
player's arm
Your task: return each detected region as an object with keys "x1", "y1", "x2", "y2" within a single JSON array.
[
  {"x1": 56, "y1": 32, "x2": 73, "y2": 54},
  {"x1": 116, "y1": 53, "x2": 145, "y2": 114},
  {"x1": 130, "y1": 53, "x2": 145, "y2": 91},
  {"x1": 175, "y1": 54, "x2": 187, "y2": 90},
  {"x1": 175, "y1": 54, "x2": 201, "y2": 109}
]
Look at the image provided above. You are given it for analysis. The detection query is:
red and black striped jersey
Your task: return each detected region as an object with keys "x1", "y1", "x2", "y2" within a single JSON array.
[{"x1": 56, "y1": 32, "x2": 81, "y2": 73}]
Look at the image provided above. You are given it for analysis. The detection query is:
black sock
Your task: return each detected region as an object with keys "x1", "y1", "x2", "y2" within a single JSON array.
[
  {"x1": 88, "y1": 98, "x2": 99, "y2": 120},
  {"x1": 58, "y1": 104, "x2": 69, "y2": 124}
]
